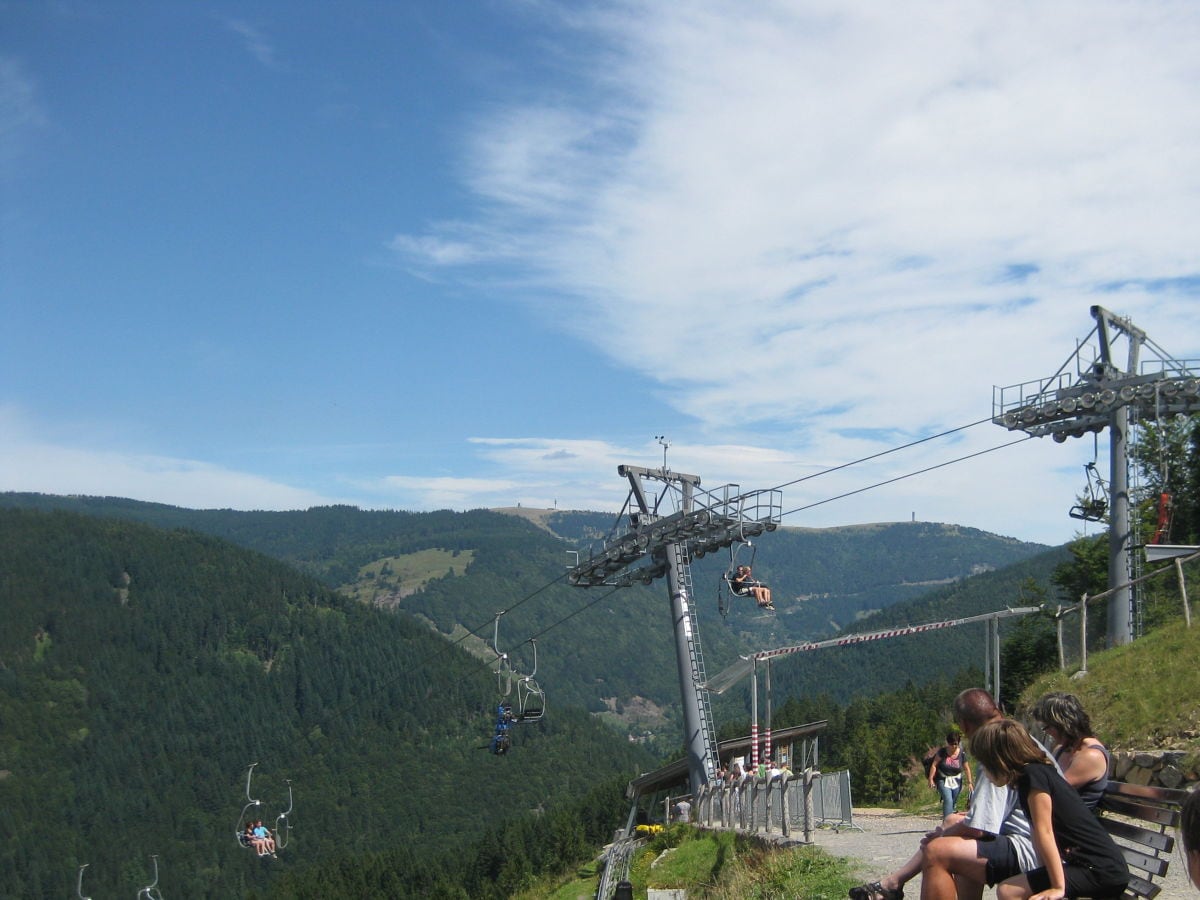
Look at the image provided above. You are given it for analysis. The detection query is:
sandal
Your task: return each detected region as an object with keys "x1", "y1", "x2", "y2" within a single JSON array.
[{"x1": 848, "y1": 883, "x2": 902, "y2": 900}]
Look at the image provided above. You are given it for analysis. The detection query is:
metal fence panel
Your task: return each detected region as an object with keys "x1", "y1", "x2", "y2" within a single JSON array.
[{"x1": 811, "y1": 769, "x2": 859, "y2": 830}]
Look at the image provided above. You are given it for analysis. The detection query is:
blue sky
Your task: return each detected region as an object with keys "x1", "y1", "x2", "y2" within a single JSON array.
[{"x1": 2, "y1": 1, "x2": 1197, "y2": 547}]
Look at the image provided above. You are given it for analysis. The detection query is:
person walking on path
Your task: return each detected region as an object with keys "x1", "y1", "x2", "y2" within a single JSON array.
[{"x1": 928, "y1": 732, "x2": 973, "y2": 818}]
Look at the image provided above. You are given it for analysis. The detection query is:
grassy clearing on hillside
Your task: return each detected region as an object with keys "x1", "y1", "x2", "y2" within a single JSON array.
[
  {"x1": 341, "y1": 548, "x2": 475, "y2": 606},
  {"x1": 1020, "y1": 616, "x2": 1200, "y2": 751}
]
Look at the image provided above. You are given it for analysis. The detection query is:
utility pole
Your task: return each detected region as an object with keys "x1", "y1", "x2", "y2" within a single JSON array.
[
  {"x1": 568, "y1": 464, "x2": 780, "y2": 793},
  {"x1": 993, "y1": 306, "x2": 1200, "y2": 645}
]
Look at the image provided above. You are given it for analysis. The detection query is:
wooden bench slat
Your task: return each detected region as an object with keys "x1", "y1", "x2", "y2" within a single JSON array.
[
  {"x1": 1102, "y1": 816, "x2": 1175, "y2": 854},
  {"x1": 1103, "y1": 781, "x2": 1190, "y2": 805},
  {"x1": 1121, "y1": 872, "x2": 1162, "y2": 899},
  {"x1": 1115, "y1": 845, "x2": 1170, "y2": 878},
  {"x1": 1093, "y1": 780, "x2": 1188, "y2": 900},
  {"x1": 1102, "y1": 795, "x2": 1182, "y2": 829}
]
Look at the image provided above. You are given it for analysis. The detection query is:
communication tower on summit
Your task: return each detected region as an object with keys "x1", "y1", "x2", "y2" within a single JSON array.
[
  {"x1": 993, "y1": 305, "x2": 1200, "y2": 645},
  {"x1": 568, "y1": 463, "x2": 781, "y2": 793}
]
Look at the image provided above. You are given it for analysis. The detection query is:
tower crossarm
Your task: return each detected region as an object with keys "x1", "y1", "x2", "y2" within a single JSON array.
[{"x1": 567, "y1": 469, "x2": 781, "y2": 587}]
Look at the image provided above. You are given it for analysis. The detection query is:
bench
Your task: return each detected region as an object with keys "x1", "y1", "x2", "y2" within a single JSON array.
[{"x1": 1096, "y1": 780, "x2": 1190, "y2": 900}]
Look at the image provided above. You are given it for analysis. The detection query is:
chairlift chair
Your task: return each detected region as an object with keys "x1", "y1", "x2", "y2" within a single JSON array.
[
  {"x1": 136, "y1": 855, "x2": 164, "y2": 900},
  {"x1": 274, "y1": 780, "x2": 293, "y2": 851},
  {"x1": 237, "y1": 762, "x2": 292, "y2": 854},
  {"x1": 489, "y1": 613, "x2": 519, "y2": 752},
  {"x1": 718, "y1": 537, "x2": 757, "y2": 618},
  {"x1": 515, "y1": 639, "x2": 545, "y2": 722},
  {"x1": 1068, "y1": 462, "x2": 1109, "y2": 522},
  {"x1": 492, "y1": 612, "x2": 515, "y2": 698},
  {"x1": 235, "y1": 763, "x2": 263, "y2": 849}
]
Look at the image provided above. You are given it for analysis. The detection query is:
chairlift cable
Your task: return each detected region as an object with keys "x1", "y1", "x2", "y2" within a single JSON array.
[
  {"x1": 317, "y1": 570, "x2": 573, "y2": 727},
  {"x1": 528, "y1": 580, "x2": 624, "y2": 643},
  {"x1": 778, "y1": 433, "x2": 1033, "y2": 519},
  {"x1": 765, "y1": 414, "x2": 997, "y2": 494}
]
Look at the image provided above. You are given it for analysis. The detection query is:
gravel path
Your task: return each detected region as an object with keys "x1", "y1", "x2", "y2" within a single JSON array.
[{"x1": 813, "y1": 807, "x2": 1196, "y2": 900}]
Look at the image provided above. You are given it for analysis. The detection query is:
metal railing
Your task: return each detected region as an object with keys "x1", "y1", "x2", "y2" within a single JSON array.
[
  {"x1": 692, "y1": 769, "x2": 831, "y2": 840},
  {"x1": 596, "y1": 831, "x2": 642, "y2": 900}
]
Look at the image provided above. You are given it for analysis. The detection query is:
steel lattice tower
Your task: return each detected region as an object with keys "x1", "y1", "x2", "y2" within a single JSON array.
[{"x1": 993, "y1": 305, "x2": 1200, "y2": 645}]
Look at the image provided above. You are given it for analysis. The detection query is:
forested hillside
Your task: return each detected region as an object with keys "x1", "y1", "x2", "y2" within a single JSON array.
[
  {"x1": 0, "y1": 509, "x2": 655, "y2": 897},
  {"x1": 709, "y1": 544, "x2": 1071, "y2": 727},
  {"x1": 0, "y1": 494, "x2": 1051, "y2": 725}
]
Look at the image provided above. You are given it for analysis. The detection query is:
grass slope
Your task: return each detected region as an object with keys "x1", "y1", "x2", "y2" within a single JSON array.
[
  {"x1": 518, "y1": 826, "x2": 859, "y2": 900},
  {"x1": 1019, "y1": 616, "x2": 1200, "y2": 749}
]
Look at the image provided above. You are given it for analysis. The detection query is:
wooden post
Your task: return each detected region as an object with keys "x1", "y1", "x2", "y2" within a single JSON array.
[
  {"x1": 1079, "y1": 594, "x2": 1089, "y2": 675},
  {"x1": 779, "y1": 774, "x2": 790, "y2": 838},
  {"x1": 803, "y1": 767, "x2": 816, "y2": 844},
  {"x1": 1176, "y1": 558, "x2": 1191, "y2": 627},
  {"x1": 1056, "y1": 605, "x2": 1065, "y2": 671}
]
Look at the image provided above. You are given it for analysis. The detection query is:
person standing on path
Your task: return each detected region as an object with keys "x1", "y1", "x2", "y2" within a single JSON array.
[{"x1": 928, "y1": 732, "x2": 973, "y2": 819}]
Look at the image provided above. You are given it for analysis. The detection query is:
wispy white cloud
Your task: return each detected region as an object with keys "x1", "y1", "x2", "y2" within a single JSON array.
[
  {"x1": 7, "y1": 4, "x2": 1194, "y2": 550},
  {"x1": 398, "y1": 1, "x2": 1199, "y2": 373},
  {"x1": 222, "y1": 18, "x2": 281, "y2": 69},
  {"x1": 0, "y1": 400, "x2": 1114, "y2": 545},
  {"x1": 0, "y1": 55, "x2": 47, "y2": 175},
  {"x1": 383, "y1": 0, "x2": 1200, "y2": 543},
  {"x1": 389, "y1": 231, "x2": 497, "y2": 267}
]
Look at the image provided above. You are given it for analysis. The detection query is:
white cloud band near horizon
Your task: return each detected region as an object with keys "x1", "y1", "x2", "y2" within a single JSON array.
[{"x1": 1, "y1": 405, "x2": 1108, "y2": 547}]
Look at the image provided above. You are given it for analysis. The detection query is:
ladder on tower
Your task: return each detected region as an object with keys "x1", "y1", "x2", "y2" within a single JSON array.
[
  {"x1": 1128, "y1": 411, "x2": 1146, "y2": 639},
  {"x1": 673, "y1": 545, "x2": 720, "y2": 781}
]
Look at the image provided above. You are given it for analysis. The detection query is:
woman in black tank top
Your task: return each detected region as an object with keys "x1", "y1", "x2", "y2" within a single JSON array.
[{"x1": 1030, "y1": 692, "x2": 1109, "y2": 811}]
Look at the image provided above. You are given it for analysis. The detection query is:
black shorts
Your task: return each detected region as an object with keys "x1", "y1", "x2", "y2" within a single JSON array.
[
  {"x1": 975, "y1": 835, "x2": 1021, "y2": 886},
  {"x1": 1024, "y1": 863, "x2": 1129, "y2": 899}
]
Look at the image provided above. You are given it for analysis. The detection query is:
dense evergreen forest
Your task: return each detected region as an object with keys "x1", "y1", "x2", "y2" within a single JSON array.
[
  {"x1": 0, "y1": 509, "x2": 655, "y2": 897},
  {"x1": 0, "y1": 498, "x2": 1062, "y2": 896},
  {"x1": 0, "y1": 493, "x2": 1052, "y2": 720}
]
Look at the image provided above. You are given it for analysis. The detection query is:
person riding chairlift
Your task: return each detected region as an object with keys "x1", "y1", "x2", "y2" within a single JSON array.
[{"x1": 731, "y1": 565, "x2": 774, "y2": 610}]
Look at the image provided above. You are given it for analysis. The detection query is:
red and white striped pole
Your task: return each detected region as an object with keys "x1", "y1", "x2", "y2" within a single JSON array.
[
  {"x1": 750, "y1": 658, "x2": 759, "y2": 768},
  {"x1": 764, "y1": 659, "x2": 772, "y2": 765}
]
